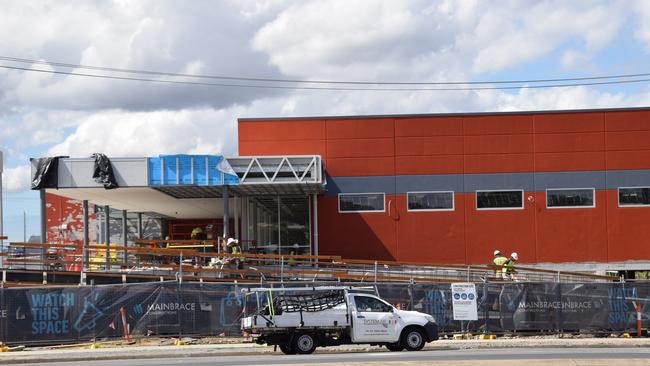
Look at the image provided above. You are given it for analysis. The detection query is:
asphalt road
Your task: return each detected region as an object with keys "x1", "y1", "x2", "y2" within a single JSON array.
[{"x1": 17, "y1": 347, "x2": 650, "y2": 366}]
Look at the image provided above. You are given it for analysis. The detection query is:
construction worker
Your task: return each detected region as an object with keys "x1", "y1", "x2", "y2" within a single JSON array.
[
  {"x1": 503, "y1": 252, "x2": 519, "y2": 280},
  {"x1": 287, "y1": 243, "x2": 299, "y2": 267},
  {"x1": 227, "y1": 238, "x2": 244, "y2": 270},
  {"x1": 191, "y1": 226, "x2": 205, "y2": 240},
  {"x1": 493, "y1": 250, "x2": 509, "y2": 279}
]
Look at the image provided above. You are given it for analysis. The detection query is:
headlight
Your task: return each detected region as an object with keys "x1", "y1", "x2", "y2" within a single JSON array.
[{"x1": 424, "y1": 315, "x2": 436, "y2": 323}]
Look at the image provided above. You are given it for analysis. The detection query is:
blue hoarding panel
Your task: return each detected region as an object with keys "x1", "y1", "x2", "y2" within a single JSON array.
[{"x1": 147, "y1": 155, "x2": 238, "y2": 186}]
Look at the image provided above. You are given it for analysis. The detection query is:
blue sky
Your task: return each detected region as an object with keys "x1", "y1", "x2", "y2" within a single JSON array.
[{"x1": 2, "y1": 0, "x2": 650, "y2": 241}]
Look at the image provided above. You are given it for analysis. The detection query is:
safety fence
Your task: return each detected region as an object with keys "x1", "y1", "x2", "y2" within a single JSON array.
[
  {"x1": 0, "y1": 281, "x2": 648, "y2": 345},
  {"x1": 2, "y1": 241, "x2": 616, "y2": 284}
]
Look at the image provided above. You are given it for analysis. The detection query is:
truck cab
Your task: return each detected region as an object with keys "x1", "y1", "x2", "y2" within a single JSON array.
[{"x1": 241, "y1": 286, "x2": 438, "y2": 354}]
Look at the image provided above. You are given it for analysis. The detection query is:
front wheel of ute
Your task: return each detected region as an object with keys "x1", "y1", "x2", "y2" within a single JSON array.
[
  {"x1": 401, "y1": 327, "x2": 425, "y2": 351},
  {"x1": 279, "y1": 344, "x2": 296, "y2": 355},
  {"x1": 292, "y1": 333, "x2": 317, "y2": 354}
]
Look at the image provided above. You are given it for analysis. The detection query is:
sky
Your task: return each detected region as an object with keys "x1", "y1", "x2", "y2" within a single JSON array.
[{"x1": 2, "y1": 0, "x2": 650, "y2": 241}]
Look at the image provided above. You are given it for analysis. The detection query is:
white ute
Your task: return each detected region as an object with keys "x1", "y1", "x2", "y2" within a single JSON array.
[{"x1": 240, "y1": 286, "x2": 438, "y2": 354}]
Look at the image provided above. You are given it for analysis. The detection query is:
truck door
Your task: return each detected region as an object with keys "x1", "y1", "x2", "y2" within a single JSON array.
[{"x1": 350, "y1": 295, "x2": 399, "y2": 343}]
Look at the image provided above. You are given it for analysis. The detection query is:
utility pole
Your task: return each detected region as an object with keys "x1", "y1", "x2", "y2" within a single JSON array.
[
  {"x1": 23, "y1": 210, "x2": 26, "y2": 242},
  {"x1": 0, "y1": 150, "x2": 4, "y2": 268}
]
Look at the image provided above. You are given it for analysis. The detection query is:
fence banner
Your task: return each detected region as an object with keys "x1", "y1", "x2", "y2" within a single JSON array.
[{"x1": 1, "y1": 281, "x2": 649, "y2": 345}]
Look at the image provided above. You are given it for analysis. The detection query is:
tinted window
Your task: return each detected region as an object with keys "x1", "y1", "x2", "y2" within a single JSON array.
[
  {"x1": 547, "y1": 189, "x2": 594, "y2": 208},
  {"x1": 339, "y1": 194, "x2": 384, "y2": 212},
  {"x1": 354, "y1": 296, "x2": 392, "y2": 313},
  {"x1": 476, "y1": 191, "x2": 523, "y2": 209},
  {"x1": 408, "y1": 192, "x2": 454, "y2": 211},
  {"x1": 619, "y1": 187, "x2": 650, "y2": 206}
]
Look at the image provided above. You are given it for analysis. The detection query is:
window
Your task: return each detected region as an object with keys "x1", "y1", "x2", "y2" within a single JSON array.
[
  {"x1": 619, "y1": 187, "x2": 650, "y2": 207},
  {"x1": 407, "y1": 191, "x2": 454, "y2": 211},
  {"x1": 476, "y1": 190, "x2": 523, "y2": 210},
  {"x1": 354, "y1": 296, "x2": 392, "y2": 313},
  {"x1": 546, "y1": 188, "x2": 595, "y2": 208},
  {"x1": 338, "y1": 193, "x2": 385, "y2": 213}
]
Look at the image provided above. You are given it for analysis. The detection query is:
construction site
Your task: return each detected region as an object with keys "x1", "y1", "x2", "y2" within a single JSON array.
[{"x1": 2, "y1": 107, "x2": 650, "y2": 350}]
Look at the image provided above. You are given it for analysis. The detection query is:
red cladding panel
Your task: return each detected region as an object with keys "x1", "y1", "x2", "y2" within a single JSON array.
[
  {"x1": 317, "y1": 196, "x2": 397, "y2": 260},
  {"x1": 534, "y1": 152, "x2": 605, "y2": 171},
  {"x1": 534, "y1": 132, "x2": 604, "y2": 153},
  {"x1": 464, "y1": 134, "x2": 534, "y2": 154},
  {"x1": 605, "y1": 110, "x2": 650, "y2": 131},
  {"x1": 238, "y1": 120, "x2": 326, "y2": 141},
  {"x1": 464, "y1": 154, "x2": 534, "y2": 173},
  {"x1": 238, "y1": 139, "x2": 327, "y2": 157},
  {"x1": 605, "y1": 190, "x2": 650, "y2": 261},
  {"x1": 395, "y1": 136, "x2": 463, "y2": 156},
  {"x1": 395, "y1": 155, "x2": 463, "y2": 175},
  {"x1": 327, "y1": 138, "x2": 395, "y2": 158},
  {"x1": 395, "y1": 117, "x2": 462, "y2": 137},
  {"x1": 534, "y1": 112, "x2": 604, "y2": 133},
  {"x1": 462, "y1": 192, "x2": 536, "y2": 264},
  {"x1": 463, "y1": 114, "x2": 533, "y2": 135},
  {"x1": 534, "y1": 191, "x2": 607, "y2": 263},
  {"x1": 606, "y1": 131, "x2": 650, "y2": 151},
  {"x1": 326, "y1": 157, "x2": 395, "y2": 176},
  {"x1": 395, "y1": 195, "x2": 466, "y2": 263},
  {"x1": 326, "y1": 118, "x2": 394, "y2": 139},
  {"x1": 606, "y1": 150, "x2": 650, "y2": 170}
]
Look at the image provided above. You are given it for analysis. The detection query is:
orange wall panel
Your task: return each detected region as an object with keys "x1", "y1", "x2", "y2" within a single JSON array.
[
  {"x1": 462, "y1": 192, "x2": 537, "y2": 264},
  {"x1": 606, "y1": 150, "x2": 650, "y2": 170},
  {"x1": 534, "y1": 191, "x2": 607, "y2": 263},
  {"x1": 606, "y1": 131, "x2": 650, "y2": 151},
  {"x1": 395, "y1": 116, "x2": 462, "y2": 137},
  {"x1": 238, "y1": 120, "x2": 326, "y2": 141},
  {"x1": 464, "y1": 134, "x2": 534, "y2": 154},
  {"x1": 325, "y1": 157, "x2": 395, "y2": 176},
  {"x1": 326, "y1": 118, "x2": 394, "y2": 139},
  {"x1": 534, "y1": 151, "x2": 605, "y2": 171},
  {"x1": 395, "y1": 136, "x2": 463, "y2": 156},
  {"x1": 318, "y1": 196, "x2": 397, "y2": 260},
  {"x1": 238, "y1": 139, "x2": 327, "y2": 157},
  {"x1": 534, "y1": 132, "x2": 604, "y2": 153},
  {"x1": 605, "y1": 190, "x2": 650, "y2": 261},
  {"x1": 395, "y1": 155, "x2": 463, "y2": 175},
  {"x1": 534, "y1": 112, "x2": 604, "y2": 133},
  {"x1": 605, "y1": 110, "x2": 650, "y2": 131},
  {"x1": 395, "y1": 195, "x2": 466, "y2": 263},
  {"x1": 463, "y1": 114, "x2": 533, "y2": 135},
  {"x1": 464, "y1": 153, "x2": 534, "y2": 173},
  {"x1": 327, "y1": 138, "x2": 395, "y2": 158}
]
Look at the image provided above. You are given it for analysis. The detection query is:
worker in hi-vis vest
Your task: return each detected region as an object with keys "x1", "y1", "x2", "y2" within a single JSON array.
[
  {"x1": 503, "y1": 252, "x2": 519, "y2": 280},
  {"x1": 493, "y1": 250, "x2": 509, "y2": 279}
]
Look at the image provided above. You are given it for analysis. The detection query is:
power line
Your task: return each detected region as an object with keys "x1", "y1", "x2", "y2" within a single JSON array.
[
  {"x1": 2, "y1": 55, "x2": 650, "y2": 86},
  {"x1": 2, "y1": 64, "x2": 650, "y2": 91}
]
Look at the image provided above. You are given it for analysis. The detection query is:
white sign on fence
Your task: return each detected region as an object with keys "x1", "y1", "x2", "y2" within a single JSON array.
[{"x1": 451, "y1": 283, "x2": 478, "y2": 321}]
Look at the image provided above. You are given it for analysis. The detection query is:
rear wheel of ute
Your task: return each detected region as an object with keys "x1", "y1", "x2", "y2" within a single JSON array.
[{"x1": 292, "y1": 333, "x2": 317, "y2": 354}]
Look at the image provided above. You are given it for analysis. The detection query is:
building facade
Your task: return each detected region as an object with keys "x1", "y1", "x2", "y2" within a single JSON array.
[{"x1": 239, "y1": 108, "x2": 650, "y2": 268}]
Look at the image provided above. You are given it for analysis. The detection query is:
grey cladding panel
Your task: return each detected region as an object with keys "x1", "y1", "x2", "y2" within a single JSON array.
[
  {"x1": 464, "y1": 173, "x2": 534, "y2": 192},
  {"x1": 535, "y1": 171, "x2": 605, "y2": 190},
  {"x1": 57, "y1": 158, "x2": 148, "y2": 188},
  {"x1": 397, "y1": 174, "x2": 463, "y2": 193},
  {"x1": 326, "y1": 175, "x2": 395, "y2": 195}
]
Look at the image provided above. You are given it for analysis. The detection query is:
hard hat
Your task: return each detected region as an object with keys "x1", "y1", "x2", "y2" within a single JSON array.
[
  {"x1": 227, "y1": 238, "x2": 236, "y2": 245},
  {"x1": 511, "y1": 252, "x2": 519, "y2": 260},
  {"x1": 494, "y1": 250, "x2": 501, "y2": 256}
]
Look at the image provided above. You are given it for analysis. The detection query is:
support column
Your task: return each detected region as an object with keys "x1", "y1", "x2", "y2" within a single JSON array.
[
  {"x1": 40, "y1": 189, "x2": 47, "y2": 269},
  {"x1": 136, "y1": 213, "x2": 143, "y2": 239},
  {"x1": 121, "y1": 209, "x2": 128, "y2": 268},
  {"x1": 234, "y1": 195, "x2": 239, "y2": 240},
  {"x1": 223, "y1": 185, "x2": 229, "y2": 238},
  {"x1": 82, "y1": 200, "x2": 89, "y2": 271},
  {"x1": 312, "y1": 194, "x2": 319, "y2": 257},
  {"x1": 104, "y1": 205, "x2": 110, "y2": 271}
]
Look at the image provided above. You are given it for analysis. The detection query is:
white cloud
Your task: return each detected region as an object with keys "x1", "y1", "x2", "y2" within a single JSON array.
[{"x1": 2, "y1": 164, "x2": 31, "y2": 192}]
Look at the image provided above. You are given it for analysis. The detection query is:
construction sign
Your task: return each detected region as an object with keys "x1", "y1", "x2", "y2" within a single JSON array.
[{"x1": 450, "y1": 283, "x2": 478, "y2": 321}]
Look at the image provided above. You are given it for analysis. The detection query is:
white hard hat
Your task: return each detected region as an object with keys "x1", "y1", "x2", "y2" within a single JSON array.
[
  {"x1": 511, "y1": 252, "x2": 519, "y2": 260},
  {"x1": 494, "y1": 250, "x2": 501, "y2": 256},
  {"x1": 227, "y1": 238, "x2": 236, "y2": 245}
]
